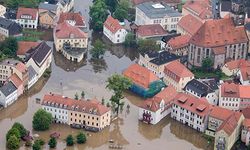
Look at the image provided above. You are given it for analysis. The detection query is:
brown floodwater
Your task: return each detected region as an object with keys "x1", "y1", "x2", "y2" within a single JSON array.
[{"x1": 0, "y1": 0, "x2": 214, "y2": 149}]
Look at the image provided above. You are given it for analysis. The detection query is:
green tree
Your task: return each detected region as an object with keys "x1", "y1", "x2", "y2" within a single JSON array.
[
  {"x1": 105, "y1": 0, "x2": 118, "y2": 13},
  {"x1": 76, "y1": 132, "x2": 87, "y2": 144},
  {"x1": 124, "y1": 32, "x2": 136, "y2": 48},
  {"x1": 81, "y1": 91, "x2": 85, "y2": 99},
  {"x1": 113, "y1": 0, "x2": 130, "y2": 21},
  {"x1": 106, "y1": 74, "x2": 132, "y2": 114},
  {"x1": 5, "y1": 0, "x2": 19, "y2": 9},
  {"x1": 101, "y1": 98, "x2": 105, "y2": 105},
  {"x1": 12, "y1": 122, "x2": 27, "y2": 137},
  {"x1": 32, "y1": 109, "x2": 52, "y2": 131},
  {"x1": 0, "y1": 37, "x2": 18, "y2": 57},
  {"x1": 48, "y1": 137, "x2": 57, "y2": 148},
  {"x1": 137, "y1": 39, "x2": 160, "y2": 53},
  {"x1": 66, "y1": 135, "x2": 74, "y2": 146},
  {"x1": 202, "y1": 58, "x2": 213, "y2": 72},
  {"x1": 90, "y1": 0, "x2": 109, "y2": 31},
  {"x1": 7, "y1": 135, "x2": 20, "y2": 150},
  {"x1": 32, "y1": 140, "x2": 41, "y2": 150},
  {"x1": 90, "y1": 39, "x2": 106, "y2": 59},
  {"x1": 6, "y1": 128, "x2": 21, "y2": 141},
  {"x1": 75, "y1": 92, "x2": 79, "y2": 100}
]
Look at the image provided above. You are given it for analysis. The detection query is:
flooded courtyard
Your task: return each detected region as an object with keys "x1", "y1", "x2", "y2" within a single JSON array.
[{"x1": 0, "y1": 0, "x2": 214, "y2": 149}]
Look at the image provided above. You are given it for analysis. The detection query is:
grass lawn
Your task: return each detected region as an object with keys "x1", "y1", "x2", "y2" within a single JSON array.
[
  {"x1": 192, "y1": 69, "x2": 231, "y2": 80},
  {"x1": 20, "y1": 29, "x2": 44, "y2": 41}
]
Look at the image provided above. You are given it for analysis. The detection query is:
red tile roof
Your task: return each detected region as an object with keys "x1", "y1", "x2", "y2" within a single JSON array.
[
  {"x1": 55, "y1": 22, "x2": 87, "y2": 39},
  {"x1": 240, "y1": 66, "x2": 250, "y2": 81},
  {"x1": 217, "y1": 111, "x2": 242, "y2": 135},
  {"x1": 16, "y1": 62, "x2": 27, "y2": 73},
  {"x1": 239, "y1": 86, "x2": 250, "y2": 99},
  {"x1": 183, "y1": 0, "x2": 212, "y2": 20},
  {"x1": 190, "y1": 17, "x2": 248, "y2": 48},
  {"x1": 9, "y1": 73, "x2": 23, "y2": 88},
  {"x1": 213, "y1": 46, "x2": 226, "y2": 55},
  {"x1": 177, "y1": 14, "x2": 203, "y2": 36},
  {"x1": 137, "y1": 24, "x2": 168, "y2": 37},
  {"x1": 164, "y1": 61, "x2": 194, "y2": 82},
  {"x1": 17, "y1": 7, "x2": 38, "y2": 20},
  {"x1": 104, "y1": 16, "x2": 124, "y2": 34},
  {"x1": 242, "y1": 107, "x2": 250, "y2": 119},
  {"x1": 42, "y1": 94, "x2": 110, "y2": 116},
  {"x1": 58, "y1": 12, "x2": 85, "y2": 26},
  {"x1": 243, "y1": 119, "x2": 250, "y2": 129},
  {"x1": 220, "y1": 82, "x2": 250, "y2": 99},
  {"x1": 132, "y1": 0, "x2": 181, "y2": 5},
  {"x1": 224, "y1": 59, "x2": 250, "y2": 70},
  {"x1": 123, "y1": 64, "x2": 159, "y2": 89},
  {"x1": 140, "y1": 86, "x2": 177, "y2": 112},
  {"x1": 209, "y1": 106, "x2": 234, "y2": 121},
  {"x1": 17, "y1": 41, "x2": 40, "y2": 55},
  {"x1": 173, "y1": 93, "x2": 211, "y2": 117},
  {"x1": 167, "y1": 35, "x2": 191, "y2": 49}
]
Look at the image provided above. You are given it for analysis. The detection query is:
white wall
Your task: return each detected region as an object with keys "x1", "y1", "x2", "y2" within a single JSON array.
[{"x1": 42, "y1": 105, "x2": 69, "y2": 124}]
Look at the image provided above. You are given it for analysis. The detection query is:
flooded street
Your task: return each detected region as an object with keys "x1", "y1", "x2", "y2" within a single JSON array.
[{"x1": 0, "y1": 0, "x2": 213, "y2": 149}]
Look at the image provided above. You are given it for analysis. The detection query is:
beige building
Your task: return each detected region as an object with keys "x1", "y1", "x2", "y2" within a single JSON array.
[
  {"x1": 0, "y1": 5, "x2": 6, "y2": 17},
  {"x1": 39, "y1": 11, "x2": 56, "y2": 28},
  {"x1": 42, "y1": 93, "x2": 111, "y2": 131},
  {"x1": 221, "y1": 59, "x2": 250, "y2": 76},
  {"x1": 163, "y1": 61, "x2": 194, "y2": 92}
]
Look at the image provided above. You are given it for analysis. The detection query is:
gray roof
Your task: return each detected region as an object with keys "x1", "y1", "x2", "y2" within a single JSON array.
[
  {"x1": 0, "y1": 17, "x2": 22, "y2": 36},
  {"x1": 136, "y1": 2, "x2": 181, "y2": 19},
  {"x1": 28, "y1": 66, "x2": 37, "y2": 80},
  {"x1": 39, "y1": 3, "x2": 58, "y2": 12},
  {"x1": 0, "y1": 82, "x2": 17, "y2": 97},
  {"x1": 0, "y1": 59, "x2": 20, "y2": 66}
]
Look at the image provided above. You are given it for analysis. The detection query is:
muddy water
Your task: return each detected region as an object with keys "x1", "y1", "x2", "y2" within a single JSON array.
[{"x1": 0, "y1": 0, "x2": 213, "y2": 149}]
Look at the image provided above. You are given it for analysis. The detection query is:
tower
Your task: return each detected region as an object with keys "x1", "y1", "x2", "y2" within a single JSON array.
[{"x1": 231, "y1": 0, "x2": 246, "y2": 25}]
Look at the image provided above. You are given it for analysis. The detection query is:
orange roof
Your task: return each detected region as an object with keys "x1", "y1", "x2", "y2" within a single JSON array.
[
  {"x1": 17, "y1": 7, "x2": 38, "y2": 20},
  {"x1": 132, "y1": 0, "x2": 181, "y2": 5},
  {"x1": 42, "y1": 94, "x2": 110, "y2": 116},
  {"x1": 104, "y1": 16, "x2": 124, "y2": 34},
  {"x1": 55, "y1": 22, "x2": 87, "y2": 39},
  {"x1": 137, "y1": 24, "x2": 167, "y2": 37},
  {"x1": 183, "y1": 0, "x2": 212, "y2": 20},
  {"x1": 213, "y1": 46, "x2": 225, "y2": 55},
  {"x1": 17, "y1": 41, "x2": 40, "y2": 55},
  {"x1": 177, "y1": 14, "x2": 203, "y2": 36},
  {"x1": 173, "y1": 93, "x2": 211, "y2": 117},
  {"x1": 9, "y1": 73, "x2": 23, "y2": 88},
  {"x1": 243, "y1": 119, "x2": 250, "y2": 129},
  {"x1": 220, "y1": 82, "x2": 240, "y2": 98},
  {"x1": 225, "y1": 59, "x2": 250, "y2": 70},
  {"x1": 239, "y1": 66, "x2": 250, "y2": 81},
  {"x1": 209, "y1": 106, "x2": 234, "y2": 121},
  {"x1": 140, "y1": 86, "x2": 177, "y2": 112},
  {"x1": 58, "y1": 12, "x2": 85, "y2": 26},
  {"x1": 242, "y1": 107, "x2": 250, "y2": 119},
  {"x1": 164, "y1": 61, "x2": 194, "y2": 82},
  {"x1": 167, "y1": 35, "x2": 191, "y2": 49},
  {"x1": 16, "y1": 62, "x2": 27, "y2": 73},
  {"x1": 217, "y1": 112, "x2": 242, "y2": 135},
  {"x1": 123, "y1": 64, "x2": 159, "y2": 89},
  {"x1": 190, "y1": 17, "x2": 248, "y2": 48},
  {"x1": 239, "y1": 86, "x2": 250, "y2": 99}
]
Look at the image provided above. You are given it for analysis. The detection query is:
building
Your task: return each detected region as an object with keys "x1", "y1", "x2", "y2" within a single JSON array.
[
  {"x1": 0, "y1": 17, "x2": 22, "y2": 37},
  {"x1": 222, "y1": 59, "x2": 250, "y2": 76},
  {"x1": 182, "y1": 0, "x2": 212, "y2": 21},
  {"x1": 188, "y1": 17, "x2": 249, "y2": 69},
  {"x1": 39, "y1": 11, "x2": 56, "y2": 28},
  {"x1": 8, "y1": 73, "x2": 24, "y2": 97},
  {"x1": 3, "y1": 9, "x2": 16, "y2": 20},
  {"x1": 135, "y1": 1, "x2": 182, "y2": 31},
  {"x1": 57, "y1": 0, "x2": 74, "y2": 13},
  {"x1": 27, "y1": 66, "x2": 38, "y2": 89},
  {"x1": 58, "y1": 12, "x2": 86, "y2": 28},
  {"x1": 237, "y1": 65, "x2": 250, "y2": 85},
  {"x1": 132, "y1": 0, "x2": 181, "y2": 6},
  {"x1": 220, "y1": 0, "x2": 232, "y2": 18},
  {"x1": 16, "y1": 7, "x2": 38, "y2": 29},
  {"x1": 171, "y1": 93, "x2": 211, "y2": 132},
  {"x1": 0, "y1": 5, "x2": 6, "y2": 17},
  {"x1": 42, "y1": 93, "x2": 111, "y2": 131},
  {"x1": 25, "y1": 41, "x2": 52, "y2": 78},
  {"x1": 219, "y1": 82, "x2": 250, "y2": 111},
  {"x1": 38, "y1": 2, "x2": 59, "y2": 15},
  {"x1": 54, "y1": 22, "x2": 88, "y2": 62},
  {"x1": 0, "y1": 81, "x2": 18, "y2": 108},
  {"x1": 176, "y1": 14, "x2": 203, "y2": 37},
  {"x1": 138, "y1": 86, "x2": 177, "y2": 124},
  {"x1": 138, "y1": 51, "x2": 180, "y2": 78},
  {"x1": 241, "y1": 119, "x2": 250, "y2": 146},
  {"x1": 166, "y1": 35, "x2": 190, "y2": 56},
  {"x1": 184, "y1": 78, "x2": 219, "y2": 105},
  {"x1": 245, "y1": 23, "x2": 250, "y2": 54},
  {"x1": 17, "y1": 41, "x2": 40, "y2": 59},
  {"x1": 123, "y1": 63, "x2": 165, "y2": 98},
  {"x1": 103, "y1": 16, "x2": 127, "y2": 44},
  {"x1": 164, "y1": 61, "x2": 194, "y2": 92}
]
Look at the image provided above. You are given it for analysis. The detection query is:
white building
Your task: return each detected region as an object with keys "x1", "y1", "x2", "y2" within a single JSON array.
[
  {"x1": 219, "y1": 82, "x2": 250, "y2": 111},
  {"x1": 221, "y1": 59, "x2": 250, "y2": 77},
  {"x1": 16, "y1": 7, "x2": 38, "y2": 29},
  {"x1": 237, "y1": 66, "x2": 250, "y2": 85},
  {"x1": 184, "y1": 79, "x2": 219, "y2": 105},
  {"x1": 103, "y1": 16, "x2": 127, "y2": 44},
  {"x1": 171, "y1": 93, "x2": 211, "y2": 132},
  {"x1": 27, "y1": 66, "x2": 38, "y2": 89},
  {"x1": 138, "y1": 86, "x2": 177, "y2": 124},
  {"x1": 0, "y1": 5, "x2": 6, "y2": 17},
  {"x1": 135, "y1": 2, "x2": 182, "y2": 32},
  {"x1": 242, "y1": 119, "x2": 250, "y2": 146},
  {"x1": 0, "y1": 82, "x2": 18, "y2": 108}
]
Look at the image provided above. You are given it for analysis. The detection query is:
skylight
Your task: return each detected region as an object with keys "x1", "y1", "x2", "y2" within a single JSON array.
[{"x1": 152, "y1": 3, "x2": 165, "y2": 9}]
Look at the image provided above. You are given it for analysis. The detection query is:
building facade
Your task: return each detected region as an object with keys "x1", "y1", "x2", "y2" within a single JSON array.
[
  {"x1": 0, "y1": 82, "x2": 18, "y2": 108},
  {"x1": 0, "y1": 17, "x2": 22, "y2": 37},
  {"x1": 16, "y1": 7, "x2": 38, "y2": 29}
]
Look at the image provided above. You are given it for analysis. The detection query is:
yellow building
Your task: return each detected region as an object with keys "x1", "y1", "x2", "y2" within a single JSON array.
[
  {"x1": 39, "y1": 11, "x2": 56, "y2": 28},
  {"x1": 42, "y1": 93, "x2": 111, "y2": 132}
]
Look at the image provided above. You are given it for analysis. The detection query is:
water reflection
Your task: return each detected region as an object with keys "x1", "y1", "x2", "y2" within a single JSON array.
[{"x1": 88, "y1": 58, "x2": 108, "y2": 73}]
